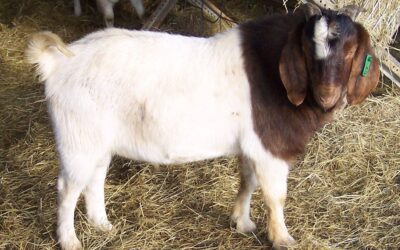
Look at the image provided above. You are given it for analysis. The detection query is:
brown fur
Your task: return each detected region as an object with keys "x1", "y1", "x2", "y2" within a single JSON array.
[
  {"x1": 346, "y1": 24, "x2": 380, "y2": 105},
  {"x1": 240, "y1": 9, "x2": 379, "y2": 162},
  {"x1": 279, "y1": 24, "x2": 308, "y2": 106}
]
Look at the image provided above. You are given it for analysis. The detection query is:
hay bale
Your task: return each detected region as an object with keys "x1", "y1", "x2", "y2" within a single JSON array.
[{"x1": 351, "y1": 0, "x2": 399, "y2": 53}]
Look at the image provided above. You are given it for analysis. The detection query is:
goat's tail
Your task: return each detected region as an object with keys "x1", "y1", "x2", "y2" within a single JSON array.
[{"x1": 26, "y1": 31, "x2": 74, "y2": 81}]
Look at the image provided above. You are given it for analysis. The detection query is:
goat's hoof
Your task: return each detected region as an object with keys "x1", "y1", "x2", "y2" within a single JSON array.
[
  {"x1": 98, "y1": 221, "x2": 113, "y2": 231},
  {"x1": 59, "y1": 236, "x2": 82, "y2": 250},
  {"x1": 272, "y1": 235, "x2": 296, "y2": 249},
  {"x1": 231, "y1": 215, "x2": 257, "y2": 234},
  {"x1": 91, "y1": 219, "x2": 113, "y2": 231},
  {"x1": 236, "y1": 218, "x2": 257, "y2": 234}
]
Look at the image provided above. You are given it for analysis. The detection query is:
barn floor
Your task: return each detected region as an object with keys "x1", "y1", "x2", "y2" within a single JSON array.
[{"x1": 0, "y1": 0, "x2": 399, "y2": 249}]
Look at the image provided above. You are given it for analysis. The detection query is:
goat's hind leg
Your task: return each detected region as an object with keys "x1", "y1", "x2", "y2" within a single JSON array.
[
  {"x1": 84, "y1": 155, "x2": 113, "y2": 231},
  {"x1": 57, "y1": 153, "x2": 106, "y2": 250},
  {"x1": 231, "y1": 156, "x2": 258, "y2": 233},
  {"x1": 57, "y1": 156, "x2": 91, "y2": 250}
]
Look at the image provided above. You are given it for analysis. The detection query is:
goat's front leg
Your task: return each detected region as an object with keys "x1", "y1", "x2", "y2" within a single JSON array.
[
  {"x1": 253, "y1": 155, "x2": 295, "y2": 249},
  {"x1": 231, "y1": 156, "x2": 258, "y2": 233}
]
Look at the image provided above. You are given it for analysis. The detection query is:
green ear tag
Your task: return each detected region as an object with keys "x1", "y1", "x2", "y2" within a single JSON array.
[{"x1": 361, "y1": 54, "x2": 373, "y2": 76}]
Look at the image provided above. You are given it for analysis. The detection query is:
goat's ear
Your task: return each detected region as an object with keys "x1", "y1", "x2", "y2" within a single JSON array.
[
  {"x1": 297, "y1": 3, "x2": 322, "y2": 19},
  {"x1": 346, "y1": 25, "x2": 380, "y2": 105},
  {"x1": 279, "y1": 30, "x2": 309, "y2": 106},
  {"x1": 338, "y1": 5, "x2": 365, "y2": 20}
]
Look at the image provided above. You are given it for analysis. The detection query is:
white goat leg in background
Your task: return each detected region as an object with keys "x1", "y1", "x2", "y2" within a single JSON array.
[
  {"x1": 97, "y1": 0, "x2": 116, "y2": 27},
  {"x1": 74, "y1": 0, "x2": 144, "y2": 27},
  {"x1": 130, "y1": 0, "x2": 144, "y2": 18},
  {"x1": 96, "y1": 0, "x2": 144, "y2": 27},
  {"x1": 74, "y1": 0, "x2": 82, "y2": 16}
]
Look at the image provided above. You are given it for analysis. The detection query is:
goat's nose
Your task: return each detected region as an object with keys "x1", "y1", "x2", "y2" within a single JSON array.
[
  {"x1": 317, "y1": 84, "x2": 341, "y2": 110},
  {"x1": 319, "y1": 94, "x2": 338, "y2": 110},
  {"x1": 320, "y1": 96, "x2": 331, "y2": 104}
]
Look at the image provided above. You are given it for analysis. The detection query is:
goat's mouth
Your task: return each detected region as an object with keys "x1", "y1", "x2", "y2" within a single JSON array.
[
  {"x1": 315, "y1": 95, "x2": 340, "y2": 112},
  {"x1": 317, "y1": 92, "x2": 348, "y2": 113},
  {"x1": 313, "y1": 85, "x2": 342, "y2": 111},
  {"x1": 319, "y1": 98, "x2": 336, "y2": 111},
  {"x1": 319, "y1": 103, "x2": 336, "y2": 112}
]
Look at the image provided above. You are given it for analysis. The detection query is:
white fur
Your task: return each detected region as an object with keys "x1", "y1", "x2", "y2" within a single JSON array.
[
  {"x1": 28, "y1": 28, "x2": 293, "y2": 249},
  {"x1": 313, "y1": 16, "x2": 331, "y2": 59}
]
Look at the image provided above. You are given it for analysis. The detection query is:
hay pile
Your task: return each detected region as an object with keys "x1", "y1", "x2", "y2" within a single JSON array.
[
  {"x1": 1, "y1": 0, "x2": 399, "y2": 249},
  {"x1": 349, "y1": 0, "x2": 399, "y2": 52}
]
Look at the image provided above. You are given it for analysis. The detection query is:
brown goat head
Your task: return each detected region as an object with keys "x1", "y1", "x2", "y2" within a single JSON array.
[{"x1": 279, "y1": 4, "x2": 379, "y2": 110}]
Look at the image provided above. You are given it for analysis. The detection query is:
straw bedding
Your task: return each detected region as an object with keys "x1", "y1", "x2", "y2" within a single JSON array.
[{"x1": 0, "y1": 0, "x2": 399, "y2": 249}]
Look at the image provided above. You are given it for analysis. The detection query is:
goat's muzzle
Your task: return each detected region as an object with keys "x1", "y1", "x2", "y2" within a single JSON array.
[{"x1": 315, "y1": 84, "x2": 341, "y2": 111}]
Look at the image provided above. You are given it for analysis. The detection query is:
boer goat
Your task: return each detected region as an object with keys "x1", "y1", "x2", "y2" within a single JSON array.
[{"x1": 26, "y1": 3, "x2": 379, "y2": 249}]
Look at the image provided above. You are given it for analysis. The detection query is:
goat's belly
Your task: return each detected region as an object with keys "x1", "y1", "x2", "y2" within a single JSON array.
[
  {"x1": 115, "y1": 140, "x2": 240, "y2": 164},
  {"x1": 109, "y1": 67, "x2": 249, "y2": 164},
  {"x1": 113, "y1": 112, "x2": 242, "y2": 164}
]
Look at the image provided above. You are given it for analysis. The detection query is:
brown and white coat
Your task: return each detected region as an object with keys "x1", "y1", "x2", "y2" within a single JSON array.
[{"x1": 26, "y1": 3, "x2": 379, "y2": 250}]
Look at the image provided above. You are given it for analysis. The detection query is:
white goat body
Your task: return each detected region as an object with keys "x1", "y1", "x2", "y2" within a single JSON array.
[{"x1": 42, "y1": 29, "x2": 250, "y2": 164}]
